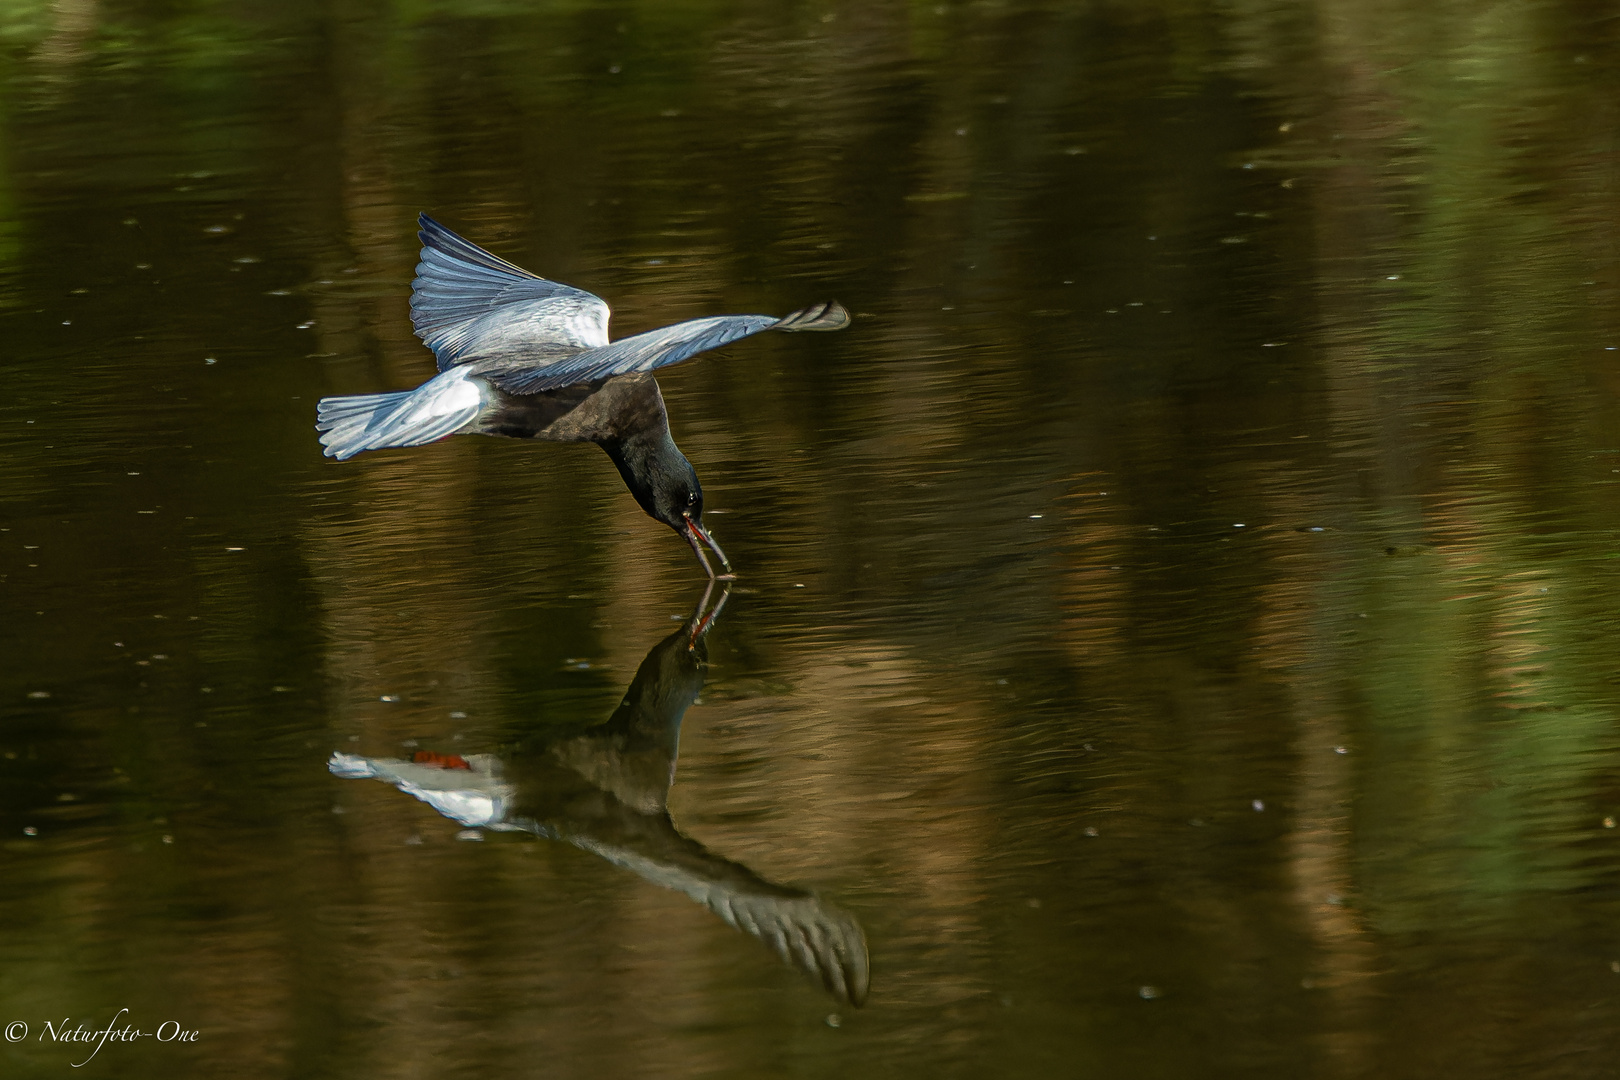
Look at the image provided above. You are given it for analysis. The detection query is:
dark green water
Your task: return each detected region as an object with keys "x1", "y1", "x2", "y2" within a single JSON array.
[{"x1": 3, "y1": 0, "x2": 1620, "y2": 1076}]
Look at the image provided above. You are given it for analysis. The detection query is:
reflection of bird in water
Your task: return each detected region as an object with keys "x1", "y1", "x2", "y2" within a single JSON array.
[
  {"x1": 329, "y1": 584, "x2": 870, "y2": 1005},
  {"x1": 315, "y1": 215, "x2": 849, "y2": 578}
]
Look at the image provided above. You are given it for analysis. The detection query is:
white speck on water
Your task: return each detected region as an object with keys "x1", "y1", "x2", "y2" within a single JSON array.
[
  {"x1": 1387, "y1": 275, "x2": 1400, "y2": 280},
  {"x1": 23, "y1": 827, "x2": 37, "y2": 836},
  {"x1": 825, "y1": 1013, "x2": 841, "y2": 1028},
  {"x1": 405, "y1": 835, "x2": 423, "y2": 845},
  {"x1": 1030, "y1": 514, "x2": 1043, "y2": 519},
  {"x1": 1334, "y1": 746, "x2": 1348, "y2": 754},
  {"x1": 27, "y1": 691, "x2": 49, "y2": 699},
  {"x1": 402, "y1": 739, "x2": 418, "y2": 748},
  {"x1": 61, "y1": 320, "x2": 71, "y2": 326},
  {"x1": 205, "y1": 357, "x2": 216, "y2": 364},
  {"x1": 379, "y1": 695, "x2": 398, "y2": 703},
  {"x1": 1605, "y1": 816, "x2": 1616, "y2": 829},
  {"x1": 955, "y1": 127, "x2": 968, "y2": 136},
  {"x1": 161, "y1": 834, "x2": 174, "y2": 844},
  {"x1": 1234, "y1": 523, "x2": 1246, "y2": 528},
  {"x1": 608, "y1": 64, "x2": 621, "y2": 74},
  {"x1": 1084, "y1": 826, "x2": 1098, "y2": 837},
  {"x1": 296, "y1": 320, "x2": 315, "y2": 329},
  {"x1": 457, "y1": 829, "x2": 484, "y2": 842},
  {"x1": 795, "y1": 583, "x2": 805, "y2": 588},
  {"x1": 449, "y1": 711, "x2": 467, "y2": 719},
  {"x1": 1253, "y1": 799, "x2": 1265, "y2": 811},
  {"x1": 1139, "y1": 986, "x2": 1161, "y2": 1000}
]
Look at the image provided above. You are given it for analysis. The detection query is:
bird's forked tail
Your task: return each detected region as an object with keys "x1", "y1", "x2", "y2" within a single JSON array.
[{"x1": 315, "y1": 369, "x2": 485, "y2": 461}]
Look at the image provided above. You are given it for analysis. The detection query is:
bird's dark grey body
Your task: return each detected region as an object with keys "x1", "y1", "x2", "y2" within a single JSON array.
[
  {"x1": 474, "y1": 370, "x2": 665, "y2": 445},
  {"x1": 315, "y1": 214, "x2": 849, "y2": 576}
]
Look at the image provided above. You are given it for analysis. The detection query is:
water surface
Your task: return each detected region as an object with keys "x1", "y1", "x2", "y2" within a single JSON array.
[{"x1": 3, "y1": 1, "x2": 1620, "y2": 1077}]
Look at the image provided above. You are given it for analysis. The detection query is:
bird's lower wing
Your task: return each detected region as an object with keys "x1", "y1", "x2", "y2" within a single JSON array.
[{"x1": 485, "y1": 300, "x2": 850, "y2": 395}]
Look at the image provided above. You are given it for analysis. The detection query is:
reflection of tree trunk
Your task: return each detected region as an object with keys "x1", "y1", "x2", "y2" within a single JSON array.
[
  {"x1": 1286, "y1": 677, "x2": 1379, "y2": 1070},
  {"x1": 1276, "y1": 28, "x2": 1412, "y2": 1076},
  {"x1": 36, "y1": 0, "x2": 98, "y2": 69}
]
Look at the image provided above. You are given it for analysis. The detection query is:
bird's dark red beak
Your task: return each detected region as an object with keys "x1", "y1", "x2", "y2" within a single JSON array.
[{"x1": 683, "y1": 516, "x2": 735, "y2": 580}]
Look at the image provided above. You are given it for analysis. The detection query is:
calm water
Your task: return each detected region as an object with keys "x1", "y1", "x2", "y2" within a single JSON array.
[{"x1": 3, "y1": 1, "x2": 1620, "y2": 1076}]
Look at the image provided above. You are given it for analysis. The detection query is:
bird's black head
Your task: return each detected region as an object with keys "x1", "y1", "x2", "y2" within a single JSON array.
[
  {"x1": 605, "y1": 431, "x2": 731, "y2": 578},
  {"x1": 652, "y1": 457, "x2": 704, "y2": 534},
  {"x1": 607, "y1": 433, "x2": 703, "y2": 532}
]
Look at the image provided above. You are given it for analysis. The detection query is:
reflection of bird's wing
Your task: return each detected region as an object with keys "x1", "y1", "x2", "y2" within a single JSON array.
[
  {"x1": 571, "y1": 835, "x2": 871, "y2": 1006},
  {"x1": 485, "y1": 300, "x2": 850, "y2": 395},
  {"x1": 412, "y1": 214, "x2": 611, "y2": 370},
  {"x1": 711, "y1": 891, "x2": 871, "y2": 1007}
]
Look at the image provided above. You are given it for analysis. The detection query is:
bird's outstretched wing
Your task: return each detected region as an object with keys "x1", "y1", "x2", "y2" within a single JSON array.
[
  {"x1": 483, "y1": 300, "x2": 851, "y2": 395},
  {"x1": 412, "y1": 214, "x2": 611, "y2": 370}
]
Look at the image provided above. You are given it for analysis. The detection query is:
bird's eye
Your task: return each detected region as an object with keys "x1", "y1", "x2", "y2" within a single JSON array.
[{"x1": 687, "y1": 492, "x2": 697, "y2": 505}]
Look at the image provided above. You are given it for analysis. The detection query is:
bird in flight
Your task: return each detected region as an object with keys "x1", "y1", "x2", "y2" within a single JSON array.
[{"x1": 316, "y1": 213, "x2": 849, "y2": 577}]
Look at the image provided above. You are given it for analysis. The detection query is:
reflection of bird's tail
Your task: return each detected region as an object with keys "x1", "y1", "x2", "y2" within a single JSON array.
[{"x1": 316, "y1": 369, "x2": 483, "y2": 460}]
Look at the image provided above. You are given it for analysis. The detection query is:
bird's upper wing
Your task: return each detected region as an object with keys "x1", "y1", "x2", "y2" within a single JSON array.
[
  {"x1": 411, "y1": 214, "x2": 611, "y2": 371},
  {"x1": 483, "y1": 300, "x2": 850, "y2": 395}
]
